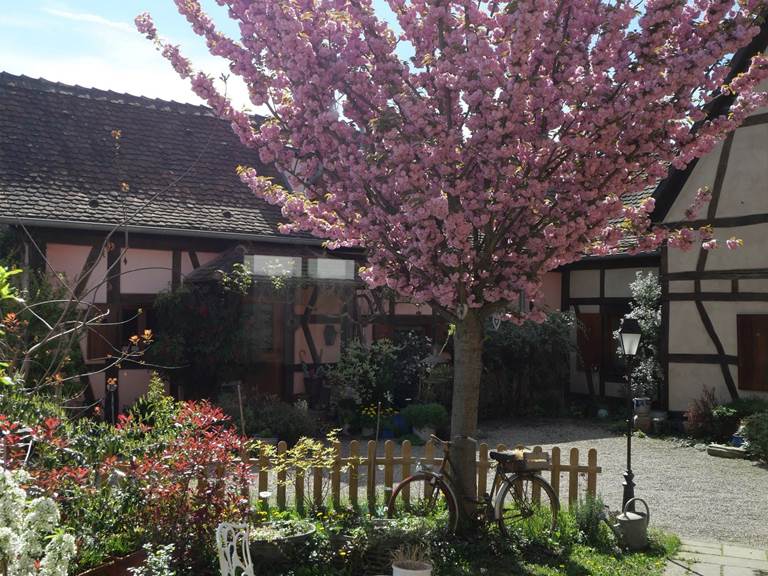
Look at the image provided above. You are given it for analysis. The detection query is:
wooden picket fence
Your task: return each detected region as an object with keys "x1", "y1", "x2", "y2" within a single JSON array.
[{"x1": 247, "y1": 439, "x2": 601, "y2": 515}]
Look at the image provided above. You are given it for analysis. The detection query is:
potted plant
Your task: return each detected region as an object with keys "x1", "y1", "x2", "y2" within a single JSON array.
[
  {"x1": 249, "y1": 519, "x2": 316, "y2": 562},
  {"x1": 391, "y1": 545, "x2": 432, "y2": 576},
  {"x1": 401, "y1": 404, "x2": 448, "y2": 443}
]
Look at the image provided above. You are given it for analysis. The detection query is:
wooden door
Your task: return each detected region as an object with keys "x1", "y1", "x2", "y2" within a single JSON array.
[{"x1": 242, "y1": 300, "x2": 286, "y2": 397}]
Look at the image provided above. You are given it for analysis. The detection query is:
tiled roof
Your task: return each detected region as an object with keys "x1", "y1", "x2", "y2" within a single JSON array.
[{"x1": 0, "y1": 72, "x2": 303, "y2": 241}]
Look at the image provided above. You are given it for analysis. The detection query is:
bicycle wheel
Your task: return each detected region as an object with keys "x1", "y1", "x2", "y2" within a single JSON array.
[
  {"x1": 495, "y1": 474, "x2": 559, "y2": 537},
  {"x1": 387, "y1": 473, "x2": 458, "y2": 532}
]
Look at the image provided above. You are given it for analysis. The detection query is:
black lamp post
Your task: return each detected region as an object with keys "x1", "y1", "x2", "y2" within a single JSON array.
[{"x1": 618, "y1": 317, "x2": 642, "y2": 510}]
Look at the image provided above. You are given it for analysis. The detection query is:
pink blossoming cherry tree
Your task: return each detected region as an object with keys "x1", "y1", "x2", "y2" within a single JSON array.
[{"x1": 137, "y1": 0, "x2": 767, "y2": 526}]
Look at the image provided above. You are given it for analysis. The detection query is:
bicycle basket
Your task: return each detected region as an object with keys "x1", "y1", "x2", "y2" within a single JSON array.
[{"x1": 495, "y1": 448, "x2": 550, "y2": 473}]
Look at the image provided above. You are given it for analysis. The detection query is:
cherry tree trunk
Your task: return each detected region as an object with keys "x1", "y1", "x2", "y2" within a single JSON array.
[{"x1": 449, "y1": 309, "x2": 484, "y2": 531}]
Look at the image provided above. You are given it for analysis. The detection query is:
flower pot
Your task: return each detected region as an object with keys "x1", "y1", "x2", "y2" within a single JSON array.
[
  {"x1": 250, "y1": 520, "x2": 316, "y2": 562},
  {"x1": 633, "y1": 397, "x2": 652, "y2": 415},
  {"x1": 413, "y1": 426, "x2": 435, "y2": 443},
  {"x1": 392, "y1": 560, "x2": 432, "y2": 576},
  {"x1": 76, "y1": 550, "x2": 147, "y2": 576}
]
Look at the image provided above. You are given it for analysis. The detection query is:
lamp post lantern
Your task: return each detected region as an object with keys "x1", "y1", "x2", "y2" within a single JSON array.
[{"x1": 618, "y1": 317, "x2": 642, "y2": 510}]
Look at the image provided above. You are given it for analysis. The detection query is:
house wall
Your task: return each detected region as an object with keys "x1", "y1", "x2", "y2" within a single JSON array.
[
  {"x1": 564, "y1": 261, "x2": 659, "y2": 399},
  {"x1": 662, "y1": 98, "x2": 768, "y2": 411},
  {"x1": 43, "y1": 240, "x2": 219, "y2": 412}
]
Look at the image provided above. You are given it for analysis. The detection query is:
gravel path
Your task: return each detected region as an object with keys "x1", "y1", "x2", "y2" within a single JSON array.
[{"x1": 480, "y1": 419, "x2": 768, "y2": 548}]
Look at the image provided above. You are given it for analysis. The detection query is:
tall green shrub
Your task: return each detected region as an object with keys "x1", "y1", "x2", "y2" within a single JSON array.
[{"x1": 623, "y1": 271, "x2": 662, "y2": 398}]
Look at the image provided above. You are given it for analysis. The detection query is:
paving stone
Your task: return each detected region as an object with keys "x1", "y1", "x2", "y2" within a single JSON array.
[
  {"x1": 682, "y1": 540, "x2": 724, "y2": 553},
  {"x1": 677, "y1": 552, "x2": 768, "y2": 571},
  {"x1": 722, "y1": 545, "x2": 768, "y2": 561},
  {"x1": 682, "y1": 544, "x2": 724, "y2": 556},
  {"x1": 722, "y1": 567, "x2": 762, "y2": 576}
]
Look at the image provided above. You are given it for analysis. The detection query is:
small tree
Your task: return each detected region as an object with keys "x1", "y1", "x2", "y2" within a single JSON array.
[
  {"x1": 136, "y1": 0, "x2": 768, "y2": 527},
  {"x1": 624, "y1": 271, "x2": 662, "y2": 398}
]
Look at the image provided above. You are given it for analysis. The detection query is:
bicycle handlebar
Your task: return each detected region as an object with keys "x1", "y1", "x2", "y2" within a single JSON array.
[{"x1": 430, "y1": 434, "x2": 478, "y2": 445}]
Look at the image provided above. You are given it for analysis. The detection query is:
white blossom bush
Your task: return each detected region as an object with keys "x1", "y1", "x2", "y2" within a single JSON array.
[{"x1": 0, "y1": 467, "x2": 76, "y2": 576}]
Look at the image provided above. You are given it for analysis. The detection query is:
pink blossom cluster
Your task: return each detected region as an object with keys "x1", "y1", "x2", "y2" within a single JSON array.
[{"x1": 136, "y1": 0, "x2": 767, "y2": 320}]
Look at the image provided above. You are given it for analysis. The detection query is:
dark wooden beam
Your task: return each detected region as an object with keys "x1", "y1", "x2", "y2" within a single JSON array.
[
  {"x1": 664, "y1": 212, "x2": 768, "y2": 229},
  {"x1": 74, "y1": 243, "x2": 103, "y2": 298},
  {"x1": 171, "y1": 250, "x2": 181, "y2": 290},
  {"x1": 665, "y1": 268, "x2": 768, "y2": 280},
  {"x1": 188, "y1": 250, "x2": 201, "y2": 269},
  {"x1": 668, "y1": 353, "x2": 738, "y2": 365},
  {"x1": 668, "y1": 292, "x2": 768, "y2": 302},
  {"x1": 660, "y1": 245, "x2": 670, "y2": 411}
]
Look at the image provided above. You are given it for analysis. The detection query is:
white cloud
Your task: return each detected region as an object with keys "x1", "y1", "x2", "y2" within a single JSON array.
[
  {"x1": 42, "y1": 7, "x2": 134, "y2": 34},
  {"x1": 1, "y1": 8, "x2": 254, "y2": 110}
]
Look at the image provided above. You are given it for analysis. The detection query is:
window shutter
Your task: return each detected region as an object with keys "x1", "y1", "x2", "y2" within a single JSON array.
[
  {"x1": 577, "y1": 313, "x2": 602, "y2": 372},
  {"x1": 738, "y1": 315, "x2": 768, "y2": 391}
]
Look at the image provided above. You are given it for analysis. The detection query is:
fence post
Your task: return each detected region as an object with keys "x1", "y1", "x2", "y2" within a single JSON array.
[
  {"x1": 296, "y1": 466, "x2": 305, "y2": 515},
  {"x1": 384, "y1": 440, "x2": 394, "y2": 504},
  {"x1": 276, "y1": 441, "x2": 287, "y2": 511},
  {"x1": 531, "y1": 446, "x2": 543, "y2": 504},
  {"x1": 477, "y1": 443, "x2": 489, "y2": 499},
  {"x1": 313, "y1": 466, "x2": 323, "y2": 508},
  {"x1": 349, "y1": 440, "x2": 359, "y2": 509},
  {"x1": 401, "y1": 440, "x2": 411, "y2": 504},
  {"x1": 258, "y1": 447, "x2": 269, "y2": 497},
  {"x1": 568, "y1": 448, "x2": 579, "y2": 506},
  {"x1": 550, "y1": 447, "x2": 561, "y2": 501},
  {"x1": 367, "y1": 440, "x2": 377, "y2": 512},
  {"x1": 587, "y1": 448, "x2": 598, "y2": 498},
  {"x1": 331, "y1": 441, "x2": 341, "y2": 509}
]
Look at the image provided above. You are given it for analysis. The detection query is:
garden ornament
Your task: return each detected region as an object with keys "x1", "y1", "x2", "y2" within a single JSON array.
[
  {"x1": 455, "y1": 303, "x2": 468, "y2": 320},
  {"x1": 216, "y1": 522, "x2": 255, "y2": 576},
  {"x1": 491, "y1": 312, "x2": 502, "y2": 331},
  {"x1": 610, "y1": 498, "x2": 650, "y2": 551}
]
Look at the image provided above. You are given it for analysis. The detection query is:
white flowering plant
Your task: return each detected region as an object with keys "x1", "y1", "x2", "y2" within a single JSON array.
[{"x1": 0, "y1": 467, "x2": 76, "y2": 576}]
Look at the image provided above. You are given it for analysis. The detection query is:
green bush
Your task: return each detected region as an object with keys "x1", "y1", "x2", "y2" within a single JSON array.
[
  {"x1": 401, "y1": 403, "x2": 449, "y2": 430},
  {"x1": 216, "y1": 392, "x2": 317, "y2": 444},
  {"x1": 743, "y1": 411, "x2": 768, "y2": 462},
  {"x1": 572, "y1": 495, "x2": 613, "y2": 550},
  {"x1": 724, "y1": 397, "x2": 768, "y2": 418}
]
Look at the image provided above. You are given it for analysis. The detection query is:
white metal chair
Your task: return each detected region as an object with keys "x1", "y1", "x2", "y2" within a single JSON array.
[{"x1": 216, "y1": 522, "x2": 255, "y2": 576}]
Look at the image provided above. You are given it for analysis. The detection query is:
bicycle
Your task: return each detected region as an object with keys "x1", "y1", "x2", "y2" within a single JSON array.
[{"x1": 387, "y1": 435, "x2": 560, "y2": 535}]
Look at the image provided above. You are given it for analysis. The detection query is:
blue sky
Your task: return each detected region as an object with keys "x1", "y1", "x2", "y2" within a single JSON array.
[{"x1": 0, "y1": 0, "x2": 400, "y2": 108}]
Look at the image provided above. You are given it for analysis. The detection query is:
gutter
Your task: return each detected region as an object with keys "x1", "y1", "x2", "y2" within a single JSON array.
[{"x1": 0, "y1": 215, "x2": 325, "y2": 246}]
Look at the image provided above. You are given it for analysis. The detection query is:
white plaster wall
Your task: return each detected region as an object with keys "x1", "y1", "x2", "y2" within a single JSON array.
[
  {"x1": 46, "y1": 243, "x2": 107, "y2": 303},
  {"x1": 702, "y1": 301, "x2": 768, "y2": 356},
  {"x1": 569, "y1": 269, "x2": 600, "y2": 298},
  {"x1": 666, "y1": 246, "x2": 699, "y2": 273},
  {"x1": 540, "y1": 272, "x2": 562, "y2": 310},
  {"x1": 739, "y1": 279, "x2": 768, "y2": 292},
  {"x1": 668, "y1": 301, "x2": 717, "y2": 354},
  {"x1": 700, "y1": 279, "x2": 732, "y2": 292},
  {"x1": 665, "y1": 141, "x2": 724, "y2": 222},
  {"x1": 604, "y1": 268, "x2": 657, "y2": 298},
  {"x1": 181, "y1": 251, "x2": 219, "y2": 280},
  {"x1": 716, "y1": 124, "x2": 768, "y2": 218},
  {"x1": 117, "y1": 369, "x2": 153, "y2": 411},
  {"x1": 121, "y1": 248, "x2": 173, "y2": 294},
  {"x1": 704, "y1": 224, "x2": 768, "y2": 270},
  {"x1": 668, "y1": 363, "x2": 734, "y2": 412},
  {"x1": 669, "y1": 280, "x2": 695, "y2": 293}
]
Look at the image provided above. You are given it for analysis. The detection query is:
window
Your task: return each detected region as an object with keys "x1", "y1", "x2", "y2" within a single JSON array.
[
  {"x1": 737, "y1": 315, "x2": 768, "y2": 391},
  {"x1": 308, "y1": 258, "x2": 356, "y2": 280},
  {"x1": 86, "y1": 306, "x2": 115, "y2": 362},
  {"x1": 246, "y1": 255, "x2": 301, "y2": 278}
]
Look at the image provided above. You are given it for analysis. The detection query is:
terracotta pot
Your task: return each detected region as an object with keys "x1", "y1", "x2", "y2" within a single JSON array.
[{"x1": 76, "y1": 550, "x2": 147, "y2": 576}]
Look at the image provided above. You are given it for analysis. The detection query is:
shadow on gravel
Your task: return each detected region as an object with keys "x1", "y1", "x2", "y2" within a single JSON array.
[{"x1": 481, "y1": 418, "x2": 620, "y2": 445}]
